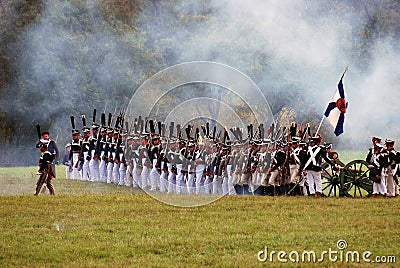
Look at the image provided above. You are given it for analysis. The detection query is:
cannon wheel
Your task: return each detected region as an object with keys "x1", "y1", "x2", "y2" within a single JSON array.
[
  {"x1": 340, "y1": 160, "x2": 372, "y2": 198},
  {"x1": 321, "y1": 160, "x2": 345, "y2": 197}
]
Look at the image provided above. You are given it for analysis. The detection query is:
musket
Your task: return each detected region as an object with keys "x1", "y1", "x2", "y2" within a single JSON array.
[
  {"x1": 95, "y1": 112, "x2": 106, "y2": 157},
  {"x1": 92, "y1": 109, "x2": 97, "y2": 125},
  {"x1": 36, "y1": 124, "x2": 41, "y2": 140},
  {"x1": 269, "y1": 123, "x2": 275, "y2": 140}
]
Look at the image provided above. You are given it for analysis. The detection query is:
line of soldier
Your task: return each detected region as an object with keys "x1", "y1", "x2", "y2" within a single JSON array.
[
  {"x1": 65, "y1": 109, "x2": 345, "y2": 197},
  {"x1": 366, "y1": 136, "x2": 400, "y2": 197}
]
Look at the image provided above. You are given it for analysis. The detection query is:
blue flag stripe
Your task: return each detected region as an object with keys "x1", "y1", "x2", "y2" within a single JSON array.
[
  {"x1": 338, "y1": 77, "x2": 345, "y2": 99},
  {"x1": 324, "y1": 102, "x2": 337, "y2": 117},
  {"x1": 334, "y1": 112, "x2": 345, "y2": 136}
]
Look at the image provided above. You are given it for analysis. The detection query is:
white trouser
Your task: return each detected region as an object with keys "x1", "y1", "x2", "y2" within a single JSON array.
[
  {"x1": 384, "y1": 167, "x2": 396, "y2": 197},
  {"x1": 203, "y1": 175, "x2": 212, "y2": 195},
  {"x1": 195, "y1": 164, "x2": 205, "y2": 195},
  {"x1": 227, "y1": 165, "x2": 234, "y2": 195},
  {"x1": 167, "y1": 163, "x2": 176, "y2": 194},
  {"x1": 119, "y1": 162, "x2": 126, "y2": 186},
  {"x1": 106, "y1": 157, "x2": 113, "y2": 184},
  {"x1": 373, "y1": 169, "x2": 387, "y2": 195},
  {"x1": 82, "y1": 152, "x2": 90, "y2": 181},
  {"x1": 132, "y1": 159, "x2": 140, "y2": 187},
  {"x1": 150, "y1": 159, "x2": 160, "y2": 191},
  {"x1": 89, "y1": 151, "x2": 100, "y2": 182},
  {"x1": 187, "y1": 165, "x2": 195, "y2": 195},
  {"x1": 306, "y1": 169, "x2": 322, "y2": 195},
  {"x1": 212, "y1": 174, "x2": 222, "y2": 195},
  {"x1": 176, "y1": 164, "x2": 183, "y2": 194},
  {"x1": 66, "y1": 166, "x2": 72, "y2": 179},
  {"x1": 71, "y1": 153, "x2": 82, "y2": 180},
  {"x1": 222, "y1": 174, "x2": 229, "y2": 195},
  {"x1": 299, "y1": 174, "x2": 308, "y2": 196},
  {"x1": 159, "y1": 161, "x2": 167, "y2": 192},
  {"x1": 125, "y1": 163, "x2": 133, "y2": 187},
  {"x1": 141, "y1": 158, "x2": 150, "y2": 189},
  {"x1": 268, "y1": 169, "x2": 280, "y2": 186},
  {"x1": 289, "y1": 164, "x2": 299, "y2": 184},
  {"x1": 99, "y1": 152, "x2": 107, "y2": 182}
]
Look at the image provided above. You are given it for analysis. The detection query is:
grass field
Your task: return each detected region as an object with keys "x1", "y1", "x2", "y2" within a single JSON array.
[{"x1": 1, "y1": 162, "x2": 399, "y2": 267}]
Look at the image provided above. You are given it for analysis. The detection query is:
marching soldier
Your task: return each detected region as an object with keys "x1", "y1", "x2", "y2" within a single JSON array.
[
  {"x1": 139, "y1": 134, "x2": 151, "y2": 189},
  {"x1": 266, "y1": 141, "x2": 286, "y2": 196},
  {"x1": 175, "y1": 139, "x2": 186, "y2": 194},
  {"x1": 186, "y1": 141, "x2": 196, "y2": 194},
  {"x1": 202, "y1": 137, "x2": 214, "y2": 195},
  {"x1": 299, "y1": 136, "x2": 337, "y2": 197},
  {"x1": 98, "y1": 125, "x2": 108, "y2": 183},
  {"x1": 124, "y1": 135, "x2": 134, "y2": 187},
  {"x1": 238, "y1": 141, "x2": 252, "y2": 195},
  {"x1": 80, "y1": 123, "x2": 91, "y2": 181},
  {"x1": 149, "y1": 133, "x2": 161, "y2": 191},
  {"x1": 194, "y1": 140, "x2": 207, "y2": 195},
  {"x1": 297, "y1": 142, "x2": 309, "y2": 196},
  {"x1": 167, "y1": 138, "x2": 178, "y2": 194},
  {"x1": 211, "y1": 142, "x2": 223, "y2": 195},
  {"x1": 366, "y1": 137, "x2": 386, "y2": 197},
  {"x1": 68, "y1": 116, "x2": 82, "y2": 180},
  {"x1": 158, "y1": 138, "x2": 168, "y2": 192},
  {"x1": 131, "y1": 135, "x2": 141, "y2": 188},
  {"x1": 89, "y1": 114, "x2": 101, "y2": 182},
  {"x1": 36, "y1": 130, "x2": 59, "y2": 178},
  {"x1": 105, "y1": 127, "x2": 115, "y2": 184},
  {"x1": 220, "y1": 143, "x2": 233, "y2": 195},
  {"x1": 381, "y1": 139, "x2": 400, "y2": 197},
  {"x1": 256, "y1": 139, "x2": 270, "y2": 195},
  {"x1": 63, "y1": 143, "x2": 72, "y2": 180},
  {"x1": 111, "y1": 129, "x2": 121, "y2": 184},
  {"x1": 230, "y1": 141, "x2": 242, "y2": 194},
  {"x1": 117, "y1": 131, "x2": 127, "y2": 186},
  {"x1": 34, "y1": 140, "x2": 55, "y2": 196},
  {"x1": 248, "y1": 140, "x2": 260, "y2": 194},
  {"x1": 287, "y1": 138, "x2": 303, "y2": 195}
]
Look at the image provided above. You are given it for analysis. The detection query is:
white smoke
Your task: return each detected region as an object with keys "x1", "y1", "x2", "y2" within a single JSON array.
[
  {"x1": 137, "y1": 0, "x2": 400, "y2": 149},
  {"x1": 7, "y1": 0, "x2": 400, "y2": 157}
]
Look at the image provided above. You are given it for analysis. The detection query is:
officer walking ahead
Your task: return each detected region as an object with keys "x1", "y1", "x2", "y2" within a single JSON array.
[{"x1": 34, "y1": 140, "x2": 55, "y2": 196}]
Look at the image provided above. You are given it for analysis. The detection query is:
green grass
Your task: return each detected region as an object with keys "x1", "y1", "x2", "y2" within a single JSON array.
[
  {"x1": 337, "y1": 150, "x2": 367, "y2": 164},
  {"x1": 1, "y1": 164, "x2": 399, "y2": 267}
]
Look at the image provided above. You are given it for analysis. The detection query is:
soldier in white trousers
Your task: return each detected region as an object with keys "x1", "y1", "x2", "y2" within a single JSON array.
[
  {"x1": 89, "y1": 124, "x2": 100, "y2": 182},
  {"x1": 80, "y1": 126, "x2": 91, "y2": 181},
  {"x1": 68, "y1": 123, "x2": 82, "y2": 180}
]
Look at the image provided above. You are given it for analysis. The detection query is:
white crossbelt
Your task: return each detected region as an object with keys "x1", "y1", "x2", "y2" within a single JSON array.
[{"x1": 304, "y1": 146, "x2": 321, "y2": 169}]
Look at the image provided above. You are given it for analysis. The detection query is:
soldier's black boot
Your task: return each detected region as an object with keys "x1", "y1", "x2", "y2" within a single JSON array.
[
  {"x1": 264, "y1": 185, "x2": 270, "y2": 196},
  {"x1": 234, "y1": 184, "x2": 242, "y2": 195},
  {"x1": 288, "y1": 183, "x2": 295, "y2": 196},
  {"x1": 243, "y1": 184, "x2": 250, "y2": 195},
  {"x1": 34, "y1": 184, "x2": 41, "y2": 196},
  {"x1": 47, "y1": 182, "x2": 55, "y2": 195},
  {"x1": 274, "y1": 186, "x2": 279, "y2": 196},
  {"x1": 279, "y1": 185, "x2": 286, "y2": 196},
  {"x1": 254, "y1": 186, "x2": 262, "y2": 196},
  {"x1": 285, "y1": 184, "x2": 290, "y2": 196}
]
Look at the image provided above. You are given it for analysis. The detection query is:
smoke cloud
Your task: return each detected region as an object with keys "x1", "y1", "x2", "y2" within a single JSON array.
[{"x1": 2, "y1": 0, "x2": 400, "y2": 167}]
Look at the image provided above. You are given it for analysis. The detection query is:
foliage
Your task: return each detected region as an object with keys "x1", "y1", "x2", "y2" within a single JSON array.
[{"x1": 0, "y1": 0, "x2": 400, "y2": 166}]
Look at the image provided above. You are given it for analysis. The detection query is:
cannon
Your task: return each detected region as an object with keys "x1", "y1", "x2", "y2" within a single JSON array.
[
  {"x1": 288, "y1": 158, "x2": 373, "y2": 197},
  {"x1": 320, "y1": 159, "x2": 372, "y2": 197}
]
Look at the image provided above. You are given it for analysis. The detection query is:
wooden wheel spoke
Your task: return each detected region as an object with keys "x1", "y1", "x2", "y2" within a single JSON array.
[{"x1": 341, "y1": 160, "x2": 372, "y2": 198}]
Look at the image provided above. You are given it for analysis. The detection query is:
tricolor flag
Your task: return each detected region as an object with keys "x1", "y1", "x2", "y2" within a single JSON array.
[{"x1": 324, "y1": 67, "x2": 349, "y2": 136}]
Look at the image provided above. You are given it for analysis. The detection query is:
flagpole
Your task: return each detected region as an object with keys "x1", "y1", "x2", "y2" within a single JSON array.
[
  {"x1": 315, "y1": 115, "x2": 325, "y2": 136},
  {"x1": 315, "y1": 66, "x2": 349, "y2": 136}
]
